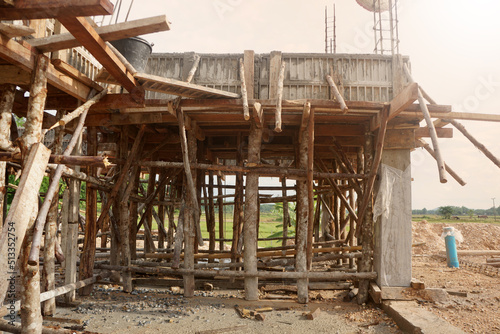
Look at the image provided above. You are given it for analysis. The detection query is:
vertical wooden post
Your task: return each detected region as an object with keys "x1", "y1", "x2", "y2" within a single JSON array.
[
  {"x1": 208, "y1": 171, "x2": 216, "y2": 259},
  {"x1": 19, "y1": 54, "x2": 49, "y2": 334},
  {"x1": 183, "y1": 129, "x2": 197, "y2": 297},
  {"x1": 119, "y1": 127, "x2": 133, "y2": 292},
  {"x1": 145, "y1": 167, "x2": 156, "y2": 253},
  {"x1": 243, "y1": 120, "x2": 262, "y2": 301},
  {"x1": 217, "y1": 175, "x2": 225, "y2": 251},
  {"x1": 231, "y1": 134, "x2": 244, "y2": 264},
  {"x1": 167, "y1": 177, "x2": 177, "y2": 249},
  {"x1": 296, "y1": 121, "x2": 309, "y2": 304},
  {"x1": 0, "y1": 84, "x2": 15, "y2": 226},
  {"x1": 79, "y1": 127, "x2": 96, "y2": 296},
  {"x1": 42, "y1": 110, "x2": 63, "y2": 316},
  {"x1": 158, "y1": 170, "x2": 167, "y2": 249},
  {"x1": 129, "y1": 167, "x2": 140, "y2": 259},
  {"x1": 281, "y1": 177, "x2": 290, "y2": 248},
  {"x1": 357, "y1": 128, "x2": 375, "y2": 304},
  {"x1": 306, "y1": 108, "x2": 315, "y2": 269}
]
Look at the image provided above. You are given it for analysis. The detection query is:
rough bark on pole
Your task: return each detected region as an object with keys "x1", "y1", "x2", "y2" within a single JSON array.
[
  {"x1": 274, "y1": 61, "x2": 286, "y2": 132},
  {"x1": 171, "y1": 188, "x2": 185, "y2": 269},
  {"x1": 79, "y1": 127, "x2": 98, "y2": 296},
  {"x1": 59, "y1": 189, "x2": 69, "y2": 268},
  {"x1": 281, "y1": 177, "x2": 290, "y2": 249},
  {"x1": 416, "y1": 138, "x2": 466, "y2": 186},
  {"x1": 243, "y1": 120, "x2": 262, "y2": 301},
  {"x1": 357, "y1": 128, "x2": 375, "y2": 305},
  {"x1": 325, "y1": 74, "x2": 348, "y2": 113},
  {"x1": 232, "y1": 135, "x2": 244, "y2": 261},
  {"x1": 296, "y1": 123, "x2": 309, "y2": 304},
  {"x1": 158, "y1": 171, "x2": 167, "y2": 249},
  {"x1": 239, "y1": 58, "x2": 250, "y2": 121},
  {"x1": 118, "y1": 127, "x2": 133, "y2": 292},
  {"x1": 403, "y1": 64, "x2": 447, "y2": 183},
  {"x1": 448, "y1": 119, "x2": 500, "y2": 169},
  {"x1": 185, "y1": 54, "x2": 201, "y2": 84},
  {"x1": 42, "y1": 111, "x2": 64, "y2": 316},
  {"x1": 19, "y1": 55, "x2": 48, "y2": 156},
  {"x1": 48, "y1": 89, "x2": 108, "y2": 130},
  {"x1": 183, "y1": 129, "x2": 198, "y2": 297},
  {"x1": 306, "y1": 107, "x2": 315, "y2": 269},
  {"x1": 0, "y1": 84, "x2": 17, "y2": 152},
  {"x1": 144, "y1": 167, "x2": 157, "y2": 253}
]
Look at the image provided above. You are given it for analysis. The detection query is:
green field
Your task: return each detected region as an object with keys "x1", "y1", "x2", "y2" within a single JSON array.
[{"x1": 412, "y1": 214, "x2": 500, "y2": 225}]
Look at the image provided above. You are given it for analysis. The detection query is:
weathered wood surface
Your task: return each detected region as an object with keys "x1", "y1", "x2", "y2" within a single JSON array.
[
  {"x1": 0, "y1": 22, "x2": 35, "y2": 39},
  {"x1": 326, "y1": 74, "x2": 348, "y2": 113},
  {"x1": 0, "y1": 0, "x2": 113, "y2": 20},
  {"x1": 30, "y1": 15, "x2": 170, "y2": 52}
]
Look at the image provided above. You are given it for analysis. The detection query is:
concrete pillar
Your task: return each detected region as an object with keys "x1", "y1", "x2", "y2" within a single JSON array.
[{"x1": 373, "y1": 149, "x2": 412, "y2": 287}]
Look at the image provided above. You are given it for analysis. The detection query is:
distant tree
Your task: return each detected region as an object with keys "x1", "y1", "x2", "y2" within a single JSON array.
[
  {"x1": 439, "y1": 206, "x2": 453, "y2": 219},
  {"x1": 468, "y1": 209, "x2": 475, "y2": 219},
  {"x1": 422, "y1": 208, "x2": 428, "y2": 215}
]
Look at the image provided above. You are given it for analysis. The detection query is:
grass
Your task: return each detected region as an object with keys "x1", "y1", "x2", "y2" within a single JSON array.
[{"x1": 412, "y1": 214, "x2": 500, "y2": 226}]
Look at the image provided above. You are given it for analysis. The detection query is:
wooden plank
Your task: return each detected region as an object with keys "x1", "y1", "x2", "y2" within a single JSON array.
[
  {"x1": 58, "y1": 16, "x2": 139, "y2": 95},
  {"x1": 0, "y1": 35, "x2": 91, "y2": 100},
  {"x1": 0, "y1": 0, "x2": 113, "y2": 20},
  {"x1": 133, "y1": 72, "x2": 240, "y2": 99},
  {"x1": 415, "y1": 127, "x2": 453, "y2": 138},
  {"x1": 371, "y1": 82, "x2": 418, "y2": 131},
  {"x1": 30, "y1": 15, "x2": 169, "y2": 53},
  {"x1": 0, "y1": 143, "x2": 50, "y2": 305},
  {"x1": 0, "y1": 22, "x2": 35, "y2": 39},
  {"x1": 384, "y1": 129, "x2": 415, "y2": 150}
]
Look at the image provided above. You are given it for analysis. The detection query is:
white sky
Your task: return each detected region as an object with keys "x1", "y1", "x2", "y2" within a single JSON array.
[{"x1": 115, "y1": 0, "x2": 500, "y2": 210}]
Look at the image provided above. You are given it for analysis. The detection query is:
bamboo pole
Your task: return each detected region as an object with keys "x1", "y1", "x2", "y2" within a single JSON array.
[
  {"x1": 239, "y1": 58, "x2": 250, "y2": 121},
  {"x1": 243, "y1": 120, "x2": 262, "y2": 301},
  {"x1": 217, "y1": 175, "x2": 225, "y2": 251},
  {"x1": 208, "y1": 171, "x2": 216, "y2": 259},
  {"x1": 447, "y1": 119, "x2": 500, "y2": 169},
  {"x1": 404, "y1": 64, "x2": 447, "y2": 183},
  {"x1": 326, "y1": 74, "x2": 348, "y2": 113},
  {"x1": 274, "y1": 61, "x2": 286, "y2": 132},
  {"x1": 416, "y1": 139, "x2": 466, "y2": 186},
  {"x1": 306, "y1": 107, "x2": 315, "y2": 269}
]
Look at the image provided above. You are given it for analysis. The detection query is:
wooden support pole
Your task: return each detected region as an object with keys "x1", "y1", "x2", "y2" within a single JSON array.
[
  {"x1": 208, "y1": 171, "x2": 216, "y2": 259},
  {"x1": 177, "y1": 109, "x2": 204, "y2": 247},
  {"x1": 0, "y1": 144, "x2": 50, "y2": 307},
  {"x1": 232, "y1": 135, "x2": 244, "y2": 263},
  {"x1": 41, "y1": 111, "x2": 63, "y2": 316},
  {"x1": 447, "y1": 119, "x2": 500, "y2": 169},
  {"x1": 281, "y1": 177, "x2": 290, "y2": 249},
  {"x1": 239, "y1": 58, "x2": 250, "y2": 121},
  {"x1": 185, "y1": 54, "x2": 201, "y2": 83},
  {"x1": 157, "y1": 171, "x2": 167, "y2": 249},
  {"x1": 416, "y1": 138, "x2": 466, "y2": 186},
  {"x1": 0, "y1": 84, "x2": 16, "y2": 152},
  {"x1": 183, "y1": 129, "x2": 198, "y2": 297},
  {"x1": 144, "y1": 167, "x2": 157, "y2": 253},
  {"x1": 404, "y1": 64, "x2": 447, "y2": 183},
  {"x1": 243, "y1": 120, "x2": 262, "y2": 301},
  {"x1": 306, "y1": 107, "x2": 315, "y2": 269},
  {"x1": 354, "y1": 105, "x2": 390, "y2": 240},
  {"x1": 129, "y1": 168, "x2": 140, "y2": 259},
  {"x1": 326, "y1": 74, "x2": 348, "y2": 113},
  {"x1": 217, "y1": 175, "x2": 225, "y2": 251},
  {"x1": 357, "y1": 127, "x2": 375, "y2": 305},
  {"x1": 296, "y1": 120, "x2": 309, "y2": 304},
  {"x1": 274, "y1": 62, "x2": 286, "y2": 133}
]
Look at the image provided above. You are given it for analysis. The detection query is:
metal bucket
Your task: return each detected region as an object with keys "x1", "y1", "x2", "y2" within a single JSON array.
[{"x1": 110, "y1": 36, "x2": 152, "y2": 73}]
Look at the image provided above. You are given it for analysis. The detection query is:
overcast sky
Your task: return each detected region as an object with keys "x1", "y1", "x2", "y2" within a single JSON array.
[{"x1": 112, "y1": 0, "x2": 500, "y2": 210}]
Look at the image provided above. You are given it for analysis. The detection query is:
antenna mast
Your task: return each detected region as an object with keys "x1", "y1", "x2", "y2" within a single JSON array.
[{"x1": 325, "y1": 3, "x2": 337, "y2": 54}]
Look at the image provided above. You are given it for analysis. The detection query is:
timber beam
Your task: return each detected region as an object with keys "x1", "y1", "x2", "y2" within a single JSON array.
[
  {"x1": 57, "y1": 16, "x2": 142, "y2": 99},
  {"x1": 0, "y1": 0, "x2": 113, "y2": 20},
  {"x1": 29, "y1": 15, "x2": 170, "y2": 53}
]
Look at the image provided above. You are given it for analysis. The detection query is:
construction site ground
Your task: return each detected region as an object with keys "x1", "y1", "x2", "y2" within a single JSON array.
[{"x1": 44, "y1": 221, "x2": 500, "y2": 334}]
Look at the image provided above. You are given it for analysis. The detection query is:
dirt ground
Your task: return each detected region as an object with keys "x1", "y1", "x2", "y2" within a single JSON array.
[{"x1": 41, "y1": 221, "x2": 500, "y2": 334}]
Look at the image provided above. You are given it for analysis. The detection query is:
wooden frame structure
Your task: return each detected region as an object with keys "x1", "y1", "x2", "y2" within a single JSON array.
[{"x1": 0, "y1": 2, "x2": 500, "y2": 332}]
